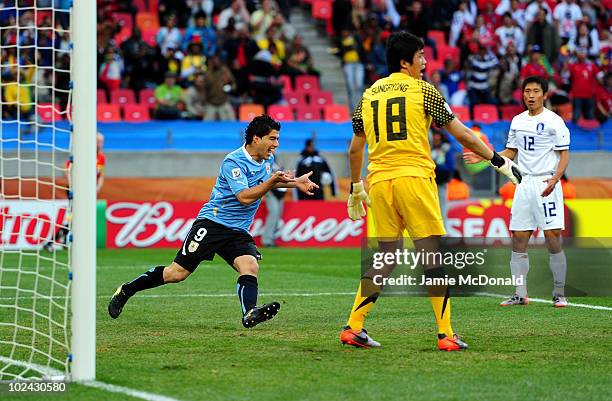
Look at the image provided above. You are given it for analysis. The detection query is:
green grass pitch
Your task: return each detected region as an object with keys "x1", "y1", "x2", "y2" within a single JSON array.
[{"x1": 2, "y1": 248, "x2": 612, "y2": 401}]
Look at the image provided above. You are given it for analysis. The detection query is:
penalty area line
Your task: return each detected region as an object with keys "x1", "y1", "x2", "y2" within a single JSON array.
[
  {"x1": 477, "y1": 292, "x2": 612, "y2": 311},
  {"x1": 81, "y1": 380, "x2": 185, "y2": 401}
]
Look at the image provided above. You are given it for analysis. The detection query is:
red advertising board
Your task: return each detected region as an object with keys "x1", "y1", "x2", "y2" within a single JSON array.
[
  {"x1": 105, "y1": 200, "x2": 364, "y2": 248},
  {"x1": 0, "y1": 201, "x2": 68, "y2": 250}
]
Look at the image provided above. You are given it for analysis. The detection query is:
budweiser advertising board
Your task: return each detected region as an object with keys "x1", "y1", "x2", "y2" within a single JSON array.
[
  {"x1": 0, "y1": 200, "x2": 68, "y2": 250},
  {"x1": 105, "y1": 201, "x2": 365, "y2": 248}
]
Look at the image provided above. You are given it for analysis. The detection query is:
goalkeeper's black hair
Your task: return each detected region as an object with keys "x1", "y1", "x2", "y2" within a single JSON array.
[
  {"x1": 522, "y1": 75, "x2": 549, "y2": 94},
  {"x1": 245, "y1": 115, "x2": 281, "y2": 144},
  {"x1": 386, "y1": 31, "x2": 424, "y2": 73}
]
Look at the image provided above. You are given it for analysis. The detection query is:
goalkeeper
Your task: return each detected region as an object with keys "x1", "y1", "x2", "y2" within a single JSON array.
[
  {"x1": 108, "y1": 116, "x2": 318, "y2": 328},
  {"x1": 341, "y1": 32, "x2": 521, "y2": 351}
]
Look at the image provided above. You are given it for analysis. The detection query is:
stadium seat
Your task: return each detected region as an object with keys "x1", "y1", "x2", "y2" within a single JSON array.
[
  {"x1": 577, "y1": 119, "x2": 600, "y2": 130},
  {"x1": 97, "y1": 104, "x2": 122, "y2": 122},
  {"x1": 450, "y1": 105, "x2": 471, "y2": 122},
  {"x1": 556, "y1": 103, "x2": 573, "y2": 122},
  {"x1": 500, "y1": 104, "x2": 524, "y2": 121},
  {"x1": 312, "y1": 0, "x2": 333, "y2": 35},
  {"x1": 425, "y1": 60, "x2": 443, "y2": 75},
  {"x1": 428, "y1": 30, "x2": 446, "y2": 47},
  {"x1": 323, "y1": 104, "x2": 350, "y2": 122},
  {"x1": 438, "y1": 45, "x2": 459, "y2": 62},
  {"x1": 136, "y1": 12, "x2": 159, "y2": 31},
  {"x1": 36, "y1": 103, "x2": 62, "y2": 123},
  {"x1": 139, "y1": 89, "x2": 156, "y2": 108},
  {"x1": 123, "y1": 104, "x2": 151, "y2": 122},
  {"x1": 97, "y1": 89, "x2": 107, "y2": 104},
  {"x1": 310, "y1": 91, "x2": 333, "y2": 107},
  {"x1": 239, "y1": 103, "x2": 265, "y2": 122},
  {"x1": 278, "y1": 75, "x2": 293, "y2": 93},
  {"x1": 473, "y1": 105, "x2": 499, "y2": 123},
  {"x1": 295, "y1": 105, "x2": 323, "y2": 121},
  {"x1": 148, "y1": 0, "x2": 159, "y2": 13},
  {"x1": 112, "y1": 13, "x2": 133, "y2": 30},
  {"x1": 284, "y1": 91, "x2": 306, "y2": 108},
  {"x1": 114, "y1": 27, "x2": 132, "y2": 45},
  {"x1": 133, "y1": 0, "x2": 148, "y2": 12},
  {"x1": 141, "y1": 28, "x2": 158, "y2": 46},
  {"x1": 111, "y1": 89, "x2": 136, "y2": 106},
  {"x1": 35, "y1": 11, "x2": 52, "y2": 27},
  {"x1": 424, "y1": 46, "x2": 435, "y2": 62},
  {"x1": 295, "y1": 75, "x2": 319, "y2": 93},
  {"x1": 268, "y1": 105, "x2": 294, "y2": 121}
]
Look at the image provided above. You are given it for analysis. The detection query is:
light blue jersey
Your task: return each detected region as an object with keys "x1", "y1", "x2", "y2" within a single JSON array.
[{"x1": 198, "y1": 146, "x2": 274, "y2": 233}]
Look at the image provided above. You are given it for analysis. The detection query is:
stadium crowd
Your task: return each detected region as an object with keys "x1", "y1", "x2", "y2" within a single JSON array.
[{"x1": 0, "y1": 0, "x2": 610, "y2": 124}]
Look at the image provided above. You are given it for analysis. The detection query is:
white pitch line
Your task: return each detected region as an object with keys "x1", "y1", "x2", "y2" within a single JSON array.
[{"x1": 477, "y1": 292, "x2": 612, "y2": 311}]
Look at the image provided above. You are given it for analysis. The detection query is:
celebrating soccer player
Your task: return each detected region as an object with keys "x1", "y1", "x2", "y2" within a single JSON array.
[
  {"x1": 341, "y1": 32, "x2": 522, "y2": 351},
  {"x1": 108, "y1": 115, "x2": 318, "y2": 328},
  {"x1": 465, "y1": 76, "x2": 570, "y2": 308}
]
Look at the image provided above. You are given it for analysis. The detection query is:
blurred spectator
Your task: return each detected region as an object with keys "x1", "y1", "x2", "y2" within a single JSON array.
[
  {"x1": 431, "y1": 131, "x2": 454, "y2": 222},
  {"x1": 526, "y1": 7, "x2": 560, "y2": 63},
  {"x1": 98, "y1": 48, "x2": 123, "y2": 94},
  {"x1": 332, "y1": 0, "x2": 354, "y2": 36},
  {"x1": 569, "y1": 47, "x2": 600, "y2": 122},
  {"x1": 338, "y1": 29, "x2": 366, "y2": 110},
  {"x1": 154, "y1": 72, "x2": 183, "y2": 120},
  {"x1": 158, "y1": 0, "x2": 191, "y2": 28},
  {"x1": 440, "y1": 59, "x2": 467, "y2": 106},
  {"x1": 257, "y1": 26, "x2": 286, "y2": 68},
  {"x1": 181, "y1": 43, "x2": 207, "y2": 82},
  {"x1": 162, "y1": 47, "x2": 182, "y2": 77},
  {"x1": 249, "y1": 50, "x2": 282, "y2": 106},
  {"x1": 223, "y1": 28, "x2": 259, "y2": 96},
  {"x1": 218, "y1": 0, "x2": 251, "y2": 31},
  {"x1": 402, "y1": 1, "x2": 437, "y2": 59},
  {"x1": 430, "y1": 70, "x2": 450, "y2": 101},
  {"x1": 466, "y1": 44, "x2": 498, "y2": 106},
  {"x1": 595, "y1": 73, "x2": 611, "y2": 123},
  {"x1": 283, "y1": 35, "x2": 319, "y2": 82},
  {"x1": 157, "y1": 14, "x2": 183, "y2": 57},
  {"x1": 450, "y1": 1, "x2": 477, "y2": 47},
  {"x1": 3, "y1": 71, "x2": 33, "y2": 123},
  {"x1": 183, "y1": 72, "x2": 207, "y2": 119},
  {"x1": 364, "y1": 30, "x2": 388, "y2": 82},
  {"x1": 251, "y1": 0, "x2": 277, "y2": 40},
  {"x1": 183, "y1": 11, "x2": 217, "y2": 57},
  {"x1": 495, "y1": 12, "x2": 525, "y2": 55},
  {"x1": 495, "y1": 56, "x2": 520, "y2": 105},
  {"x1": 520, "y1": 45, "x2": 549, "y2": 80},
  {"x1": 203, "y1": 55, "x2": 237, "y2": 121},
  {"x1": 553, "y1": 0, "x2": 582, "y2": 42},
  {"x1": 295, "y1": 139, "x2": 336, "y2": 201},
  {"x1": 525, "y1": 0, "x2": 553, "y2": 25},
  {"x1": 569, "y1": 22, "x2": 600, "y2": 58},
  {"x1": 495, "y1": 0, "x2": 526, "y2": 27}
]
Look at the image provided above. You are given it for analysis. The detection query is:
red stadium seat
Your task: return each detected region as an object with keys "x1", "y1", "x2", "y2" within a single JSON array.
[
  {"x1": 556, "y1": 103, "x2": 573, "y2": 122},
  {"x1": 268, "y1": 105, "x2": 294, "y2": 121},
  {"x1": 148, "y1": 0, "x2": 159, "y2": 13},
  {"x1": 37, "y1": 103, "x2": 62, "y2": 123},
  {"x1": 323, "y1": 104, "x2": 350, "y2": 122},
  {"x1": 141, "y1": 28, "x2": 158, "y2": 46},
  {"x1": 284, "y1": 91, "x2": 306, "y2": 108},
  {"x1": 425, "y1": 60, "x2": 443, "y2": 75},
  {"x1": 112, "y1": 12, "x2": 133, "y2": 30},
  {"x1": 295, "y1": 105, "x2": 322, "y2": 121},
  {"x1": 97, "y1": 89, "x2": 107, "y2": 104},
  {"x1": 500, "y1": 104, "x2": 524, "y2": 121},
  {"x1": 239, "y1": 103, "x2": 265, "y2": 122},
  {"x1": 111, "y1": 89, "x2": 136, "y2": 105},
  {"x1": 295, "y1": 75, "x2": 319, "y2": 93},
  {"x1": 438, "y1": 45, "x2": 460, "y2": 62},
  {"x1": 278, "y1": 75, "x2": 293, "y2": 92},
  {"x1": 136, "y1": 12, "x2": 159, "y2": 31},
  {"x1": 312, "y1": 0, "x2": 332, "y2": 19},
  {"x1": 424, "y1": 46, "x2": 435, "y2": 62},
  {"x1": 123, "y1": 104, "x2": 151, "y2": 122},
  {"x1": 310, "y1": 90, "x2": 333, "y2": 107},
  {"x1": 114, "y1": 27, "x2": 132, "y2": 45},
  {"x1": 451, "y1": 105, "x2": 471, "y2": 122},
  {"x1": 577, "y1": 119, "x2": 600, "y2": 130},
  {"x1": 133, "y1": 0, "x2": 148, "y2": 13},
  {"x1": 428, "y1": 30, "x2": 446, "y2": 47},
  {"x1": 97, "y1": 104, "x2": 122, "y2": 122},
  {"x1": 473, "y1": 105, "x2": 499, "y2": 123},
  {"x1": 139, "y1": 89, "x2": 156, "y2": 108}
]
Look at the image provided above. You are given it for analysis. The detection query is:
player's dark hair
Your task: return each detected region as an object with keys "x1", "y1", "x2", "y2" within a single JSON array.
[
  {"x1": 386, "y1": 31, "x2": 424, "y2": 73},
  {"x1": 245, "y1": 115, "x2": 281, "y2": 144},
  {"x1": 522, "y1": 75, "x2": 549, "y2": 94}
]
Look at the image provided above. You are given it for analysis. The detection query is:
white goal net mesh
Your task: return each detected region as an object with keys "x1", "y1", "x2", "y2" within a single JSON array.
[{"x1": 0, "y1": 0, "x2": 73, "y2": 380}]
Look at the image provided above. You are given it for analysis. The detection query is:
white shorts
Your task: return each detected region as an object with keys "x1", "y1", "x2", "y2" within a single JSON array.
[{"x1": 509, "y1": 174, "x2": 565, "y2": 232}]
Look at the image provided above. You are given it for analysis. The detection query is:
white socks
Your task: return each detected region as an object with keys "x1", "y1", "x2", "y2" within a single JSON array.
[
  {"x1": 549, "y1": 251, "x2": 567, "y2": 297},
  {"x1": 510, "y1": 251, "x2": 530, "y2": 297}
]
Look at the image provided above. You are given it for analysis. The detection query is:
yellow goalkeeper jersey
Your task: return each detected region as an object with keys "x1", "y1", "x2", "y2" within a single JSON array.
[{"x1": 352, "y1": 72, "x2": 455, "y2": 185}]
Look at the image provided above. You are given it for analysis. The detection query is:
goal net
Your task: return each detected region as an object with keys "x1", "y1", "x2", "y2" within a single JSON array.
[{"x1": 0, "y1": 0, "x2": 96, "y2": 381}]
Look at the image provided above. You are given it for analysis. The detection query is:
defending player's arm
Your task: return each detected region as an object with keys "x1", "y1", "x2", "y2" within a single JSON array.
[
  {"x1": 423, "y1": 84, "x2": 521, "y2": 184},
  {"x1": 347, "y1": 99, "x2": 371, "y2": 221}
]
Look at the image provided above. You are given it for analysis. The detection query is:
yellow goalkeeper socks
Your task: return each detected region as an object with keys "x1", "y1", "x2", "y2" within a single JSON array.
[
  {"x1": 429, "y1": 287, "x2": 454, "y2": 338},
  {"x1": 346, "y1": 277, "x2": 381, "y2": 332}
]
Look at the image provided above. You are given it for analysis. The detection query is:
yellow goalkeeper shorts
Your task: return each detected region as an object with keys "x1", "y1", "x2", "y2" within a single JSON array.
[{"x1": 369, "y1": 176, "x2": 446, "y2": 239}]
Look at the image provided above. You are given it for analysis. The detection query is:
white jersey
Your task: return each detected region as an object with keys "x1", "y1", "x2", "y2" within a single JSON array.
[{"x1": 506, "y1": 108, "x2": 570, "y2": 176}]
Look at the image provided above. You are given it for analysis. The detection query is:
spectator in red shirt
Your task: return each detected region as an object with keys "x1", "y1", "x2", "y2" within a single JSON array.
[
  {"x1": 595, "y1": 72, "x2": 611, "y2": 123},
  {"x1": 569, "y1": 47, "x2": 600, "y2": 122},
  {"x1": 520, "y1": 45, "x2": 548, "y2": 80}
]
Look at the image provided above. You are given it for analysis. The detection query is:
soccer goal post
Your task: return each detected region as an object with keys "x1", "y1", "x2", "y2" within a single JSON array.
[{"x1": 0, "y1": 0, "x2": 96, "y2": 382}]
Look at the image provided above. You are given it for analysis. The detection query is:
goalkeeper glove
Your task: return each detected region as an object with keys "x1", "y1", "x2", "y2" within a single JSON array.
[
  {"x1": 347, "y1": 180, "x2": 371, "y2": 221},
  {"x1": 490, "y1": 152, "x2": 522, "y2": 184}
]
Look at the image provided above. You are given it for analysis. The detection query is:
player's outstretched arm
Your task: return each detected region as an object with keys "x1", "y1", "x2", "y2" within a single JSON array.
[
  {"x1": 445, "y1": 118, "x2": 522, "y2": 184},
  {"x1": 235, "y1": 171, "x2": 294, "y2": 205},
  {"x1": 464, "y1": 148, "x2": 517, "y2": 164},
  {"x1": 275, "y1": 171, "x2": 320, "y2": 195}
]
